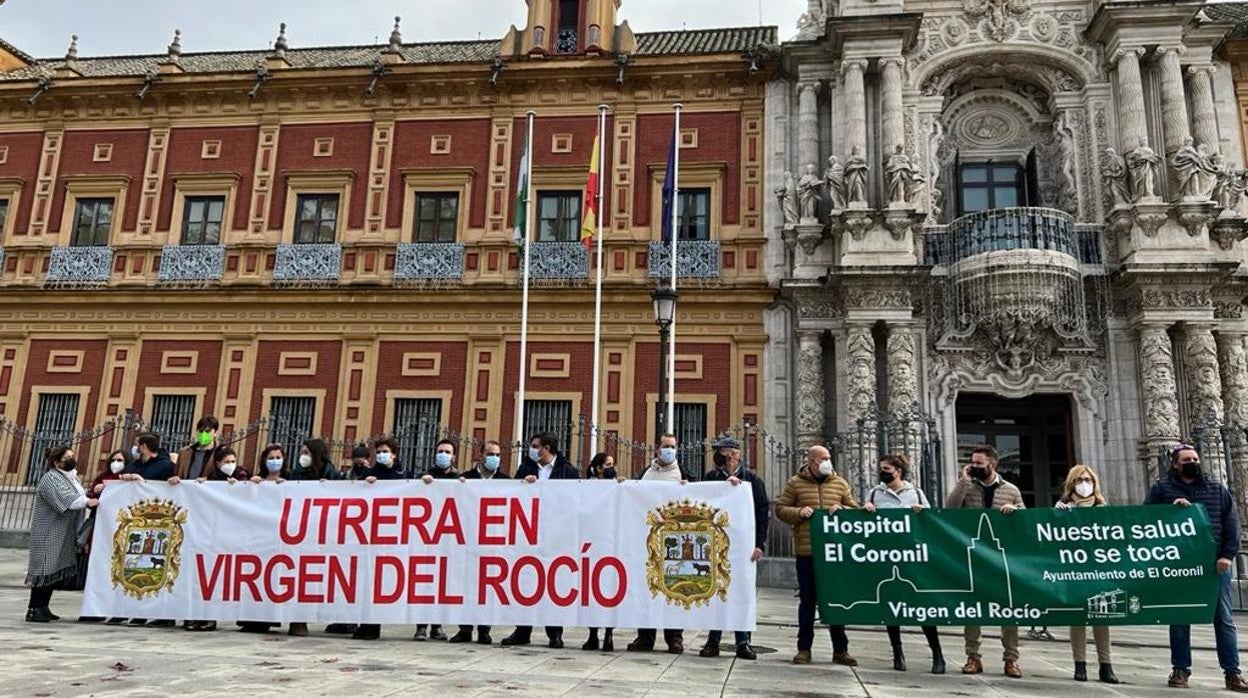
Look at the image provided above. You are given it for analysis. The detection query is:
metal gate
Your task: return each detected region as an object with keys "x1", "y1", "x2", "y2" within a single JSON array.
[
  {"x1": 672, "y1": 402, "x2": 708, "y2": 480},
  {"x1": 524, "y1": 399, "x2": 574, "y2": 459},
  {"x1": 393, "y1": 398, "x2": 442, "y2": 475},
  {"x1": 268, "y1": 396, "x2": 316, "y2": 464},
  {"x1": 25, "y1": 393, "x2": 80, "y2": 485},
  {"x1": 148, "y1": 394, "x2": 197, "y2": 450}
]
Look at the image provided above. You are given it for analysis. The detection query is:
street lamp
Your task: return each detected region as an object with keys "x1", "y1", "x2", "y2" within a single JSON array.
[{"x1": 651, "y1": 284, "x2": 679, "y2": 434}]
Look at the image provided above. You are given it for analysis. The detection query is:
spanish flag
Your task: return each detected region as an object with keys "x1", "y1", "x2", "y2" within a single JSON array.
[{"x1": 579, "y1": 134, "x2": 600, "y2": 250}]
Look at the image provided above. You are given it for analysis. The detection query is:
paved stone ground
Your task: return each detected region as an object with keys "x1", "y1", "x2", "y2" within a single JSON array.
[{"x1": 1, "y1": 548, "x2": 1241, "y2": 697}]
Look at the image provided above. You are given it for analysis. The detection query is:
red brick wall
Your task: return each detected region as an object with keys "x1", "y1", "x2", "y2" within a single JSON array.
[
  {"x1": 51, "y1": 128, "x2": 151, "y2": 232},
  {"x1": 132, "y1": 340, "x2": 225, "y2": 414},
  {"x1": 388, "y1": 119, "x2": 492, "y2": 231},
  {"x1": 630, "y1": 339, "x2": 732, "y2": 439},
  {"x1": 633, "y1": 112, "x2": 740, "y2": 227},
  {"x1": 159, "y1": 126, "x2": 260, "y2": 232},
  {"x1": 498, "y1": 340, "x2": 594, "y2": 461},
  {"x1": 369, "y1": 341, "x2": 468, "y2": 437},
  {"x1": 249, "y1": 340, "x2": 343, "y2": 436},
  {"x1": 506, "y1": 115, "x2": 613, "y2": 229},
  {"x1": 8, "y1": 340, "x2": 108, "y2": 474},
  {"x1": 0, "y1": 131, "x2": 44, "y2": 235},
  {"x1": 269, "y1": 122, "x2": 372, "y2": 232}
]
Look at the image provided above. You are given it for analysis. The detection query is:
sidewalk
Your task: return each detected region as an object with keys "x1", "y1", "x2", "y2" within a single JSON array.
[{"x1": 1, "y1": 547, "x2": 1239, "y2": 697}]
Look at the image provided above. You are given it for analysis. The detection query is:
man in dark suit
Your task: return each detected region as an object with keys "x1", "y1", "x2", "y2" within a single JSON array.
[{"x1": 501, "y1": 432, "x2": 579, "y2": 648}]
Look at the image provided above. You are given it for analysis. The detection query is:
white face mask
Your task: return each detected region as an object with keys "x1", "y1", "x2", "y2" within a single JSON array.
[
  {"x1": 109, "y1": 459, "x2": 126, "y2": 475},
  {"x1": 375, "y1": 451, "x2": 393, "y2": 466},
  {"x1": 219, "y1": 462, "x2": 237, "y2": 478},
  {"x1": 299, "y1": 454, "x2": 313, "y2": 469},
  {"x1": 817, "y1": 459, "x2": 834, "y2": 476},
  {"x1": 658, "y1": 447, "x2": 677, "y2": 465},
  {"x1": 1074, "y1": 481, "x2": 1094, "y2": 498}
]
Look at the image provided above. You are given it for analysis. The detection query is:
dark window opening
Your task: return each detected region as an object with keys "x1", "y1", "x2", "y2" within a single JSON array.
[
  {"x1": 957, "y1": 164, "x2": 1025, "y2": 215},
  {"x1": 294, "y1": 194, "x2": 339, "y2": 244},
  {"x1": 414, "y1": 192, "x2": 459, "y2": 243},
  {"x1": 181, "y1": 196, "x2": 225, "y2": 245},
  {"x1": 537, "y1": 191, "x2": 581, "y2": 242},
  {"x1": 71, "y1": 198, "x2": 114, "y2": 247}
]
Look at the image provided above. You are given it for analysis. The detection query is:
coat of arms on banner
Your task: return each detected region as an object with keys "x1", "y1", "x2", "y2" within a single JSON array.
[
  {"x1": 645, "y1": 499, "x2": 731, "y2": 608},
  {"x1": 110, "y1": 499, "x2": 187, "y2": 599}
]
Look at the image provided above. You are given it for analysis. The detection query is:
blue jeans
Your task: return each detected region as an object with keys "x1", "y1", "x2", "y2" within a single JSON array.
[
  {"x1": 1170, "y1": 570, "x2": 1240, "y2": 676},
  {"x1": 706, "y1": 629, "x2": 751, "y2": 648}
]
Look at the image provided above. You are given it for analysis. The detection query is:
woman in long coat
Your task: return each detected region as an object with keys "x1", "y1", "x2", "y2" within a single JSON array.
[{"x1": 26, "y1": 445, "x2": 98, "y2": 622}]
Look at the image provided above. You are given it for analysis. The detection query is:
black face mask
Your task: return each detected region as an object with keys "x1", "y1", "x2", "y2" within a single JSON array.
[
  {"x1": 713, "y1": 452, "x2": 728, "y2": 469},
  {"x1": 968, "y1": 466, "x2": 989, "y2": 481},
  {"x1": 59, "y1": 458, "x2": 77, "y2": 472},
  {"x1": 1180, "y1": 461, "x2": 1202, "y2": 479},
  {"x1": 878, "y1": 470, "x2": 895, "y2": 484}
]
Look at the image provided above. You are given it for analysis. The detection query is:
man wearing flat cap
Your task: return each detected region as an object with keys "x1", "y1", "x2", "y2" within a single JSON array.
[{"x1": 698, "y1": 436, "x2": 769, "y2": 660}]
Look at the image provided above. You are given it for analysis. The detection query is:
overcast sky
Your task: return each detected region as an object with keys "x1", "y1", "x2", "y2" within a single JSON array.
[{"x1": 0, "y1": 0, "x2": 807, "y2": 59}]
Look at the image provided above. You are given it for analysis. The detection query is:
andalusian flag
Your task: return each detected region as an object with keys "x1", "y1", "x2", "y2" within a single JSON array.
[
  {"x1": 513, "y1": 126, "x2": 531, "y2": 248},
  {"x1": 579, "y1": 134, "x2": 601, "y2": 250}
]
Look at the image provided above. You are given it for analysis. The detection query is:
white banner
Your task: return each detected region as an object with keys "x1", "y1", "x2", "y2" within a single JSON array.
[{"x1": 82, "y1": 480, "x2": 757, "y2": 630}]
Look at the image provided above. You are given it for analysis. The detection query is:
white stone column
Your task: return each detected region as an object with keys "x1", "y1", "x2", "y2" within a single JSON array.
[
  {"x1": 797, "y1": 81, "x2": 820, "y2": 171},
  {"x1": 885, "y1": 324, "x2": 922, "y2": 475},
  {"x1": 1158, "y1": 46, "x2": 1192, "y2": 153},
  {"x1": 795, "y1": 329, "x2": 825, "y2": 449},
  {"x1": 1187, "y1": 65, "x2": 1220, "y2": 154},
  {"x1": 1137, "y1": 323, "x2": 1181, "y2": 481},
  {"x1": 845, "y1": 322, "x2": 876, "y2": 492},
  {"x1": 879, "y1": 57, "x2": 906, "y2": 159},
  {"x1": 1114, "y1": 47, "x2": 1149, "y2": 151},
  {"x1": 1185, "y1": 323, "x2": 1227, "y2": 480},
  {"x1": 841, "y1": 59, "x2": 868, "y2": 159}
]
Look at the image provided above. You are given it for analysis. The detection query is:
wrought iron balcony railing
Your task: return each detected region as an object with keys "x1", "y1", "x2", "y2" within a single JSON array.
[
  {"x1": 158, "y1": 245, "x2": 225, "y2": 283},
  {"x1": 926, "y1": 208, "x2": 1078, "y2": 266},
  {"x1": 647, "y1": 240, "x2": 721, "y2": 279},
  {"x1": 272, "y1": 243, "x2": 342, "y2": 283},
  {"x1": 520, "y1": 242, "x2": 589, "y2": 280},
  {"x1": 45, "y1": 246, "x2": 113, "y2": 287},
  {"x1": 394, "y1": 243, "x2": 464, "y2": 281}
]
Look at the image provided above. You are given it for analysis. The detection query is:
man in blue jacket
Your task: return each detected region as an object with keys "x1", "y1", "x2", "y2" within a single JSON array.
[{"x1": 1145, "y1": 443, "x2": 1248, "y2": 692}]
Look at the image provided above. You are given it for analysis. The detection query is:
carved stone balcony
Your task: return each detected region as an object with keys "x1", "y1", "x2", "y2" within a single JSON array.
[
  {"x1": 520, "y1": 242, "x2": 589, "y2": 281},
  {"x1": 394, "y1": 243, "x2": 464, "y2": 282},
  {"x1": 647, "y1": 240, "x2": 721, "y2": 279},
  {"x1": 45, "y1": 246, "x2": 113, "y2": 287},
  {"x1": 158, "y1": 245, "x2": 225, "y2": 284},
  {"x1": 272, "y1": 243, "x2": 341, "y2": 285}
]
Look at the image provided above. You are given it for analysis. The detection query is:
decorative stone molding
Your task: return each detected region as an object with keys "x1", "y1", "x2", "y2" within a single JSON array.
[
  {"x1": 1183, "y1": 324, "x2": 1225, "y2": 428},
  {"x1": 886, "y1": 327, "x2": 920, "y2": 413},
  {"x1": 845, "y1": 324, "x2": 877, "y2": 425},
  {"x1": 795, "y1": 289, "x2": 842, "y2": 321},
  {"x1": 795, "y1": 330, "x2": 825, "y2": 449},
  {"x1": 1137, "y1": 323, "x2": 1181, "y2": 441}
]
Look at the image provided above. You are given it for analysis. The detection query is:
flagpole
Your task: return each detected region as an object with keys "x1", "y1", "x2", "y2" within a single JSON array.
[
  {"x1": 590, "y1": 104, "x2": 609, "y2": 451},
  {"x1": 516, "y1": 110, "x2": 536, "y2": 469},
  {"x1": 667, "y1": 103, "x2": 682, "y2": 434}
]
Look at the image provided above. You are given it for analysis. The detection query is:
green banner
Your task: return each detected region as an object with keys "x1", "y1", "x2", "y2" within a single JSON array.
[{"x1": 811, "y1": 504, "x2": 1219, "y2": 626}]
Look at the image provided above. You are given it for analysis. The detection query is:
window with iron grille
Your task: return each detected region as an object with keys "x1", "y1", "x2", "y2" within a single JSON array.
[
  {"x1": 536, "y1": 191, "x2": 581, "y2": 242},
  {"x1": 268, "y1": 396, "x2": 317, "y2": 463},
  {"x1": 393, "y1": 398, "x2": 443, "y2": 475},
  {"x1": 181, "y1": 196, "x2": 225, "y2": 245},
  {"x1": 414, "y1": 192, "x2": 459, "y2": 243},
  {"x1": 676, "y1": 188, "x2": 711, "y2": 241},
  {"x1": 25, "y1": 393, "x2": 80, "y2": 485},
  {"x1": 293, "y1": 194, "x2": 339, "y2": 244},
  {"x1": 71, "y1": 198, "x2": 114, "y2": 247},
  {"x1": 148, "y1": 394, "x2": 198, "y2": 450},
  {"x1": 0, "y1": 199, "x2": 8, "y2": 233},
  {"x1": 523, "y1": 399, "x2": 574, "y2": 458},
  {"x1": 662, "y1": 402, "x2": 708, "y2": 480}
]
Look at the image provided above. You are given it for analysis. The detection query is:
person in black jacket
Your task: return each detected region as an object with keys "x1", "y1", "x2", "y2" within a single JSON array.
[
  {"x1": 413, "y1": 438, "x2": 460, "y2": 641},
  {"x1": 118, "y1": 432, "x2": 177, "y2": 627},
  {"x1": 582, "y1": 452, "x2": 617, "y2": 652},
  {"x1": 502, "y1": 433, "x2": 579, "y2": 649},
  {"x1": 450, "y1": 440, "x2": 510, "y2": 645},
  {"x1": 699, "y1": 436, "x2": 768, "y2": 660},
  {"x1": 1145, "y1": 443, "x2": 1248, "y2": 693},
  {"x1": 353, "y1": 437, "x2": 405, "y2": 482}
]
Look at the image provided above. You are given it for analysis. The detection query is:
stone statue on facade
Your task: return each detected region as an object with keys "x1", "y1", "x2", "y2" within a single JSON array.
[
  {"x1": 928, "y1": 119, "x2": 946, "y2": 219},
  {"x1": 775, "y1": 171, "x2": 799, "y2": 227},
  {"x1": 797, "y1": 163, "x2": 822, "y2": 222},
  {"x1": 1125, "y1": 139, "x2": 1161, "y2": 201},
  {"x1": 1054, "y1": 111, "x2": 1078, "y2": 212},
  {"x1": 1171, "y1": 137, "x2": 1213, "y2": 198},
  {"x1": 1102, "y1": 147, "x2": 1131, "y2": 208},
  {"x1": 1213, "y1": 164, "x2": 1248, "y2": 213},
  {"x1": 824, "y1": 155, "x2": 847, "y2": 211},
  {"x1": 885, "y1": 145, "x2": 922, "y2": 206},
  {"x1": 844, "y1": 147, "x2": 869, "y2": 205}
]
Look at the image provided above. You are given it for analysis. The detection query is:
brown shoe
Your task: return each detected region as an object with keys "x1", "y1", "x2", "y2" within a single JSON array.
[
  {"x1": 666, "y1": 641, "x2": 684, "y2": 655},
  {"x1": 1227, "y1": 674, "x2": 1248, "y2": 692},
  {"x1": 1168, "y1": 669, "x2": 1190, "y2": 688},
  {"x1": 1004, "y1": 660, "x2": 1022, "y2": 679},
  {"x1": 792, "y1": 650, "x2": 812, "y2": 665},
  {"x1": 833, "y1": 652, "x2": 858, "y2": 667},
  {"x1": 962, "y1": 657, "x2": 984, "y2": 674}
]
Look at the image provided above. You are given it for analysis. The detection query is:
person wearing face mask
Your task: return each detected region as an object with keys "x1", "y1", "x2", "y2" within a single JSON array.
[
  {"x1": 450, "y1": 440, "x2": 511, "y2": 645},
  {"x1": 774, "y1": 444, "x2": 858, "y2": 666},
  {"x1": 202, "y1": 446, "x2": 249, "y2": 483},
  {"x1": 91, "y1": 449, "x2": 130, "y2": 624},
  {"x1": 862, "y1": 454, "x2": 943, "y2": 674},
  {"x1": 1052, "y1": 464, "x2": 1118, "y2": 684},
  {"x1": 176, "y1": 415, "x2": 220, "y2": 480},
  {"x1": 354, "y1": 437, "x2": 404, "y2": 483},
  {"x1": 237, "y1": 444, "x2": 285, "y2": 634},
  {"x1": 627, "y1": 434, "x2": 687, "y2": 654},
  {"x1": 578, "y1": 451, "x2": 618, "y2": 652},
  {"x1": 700, "y1": 437, "x2": 768, "y2": 660},
  {"x1": 1146, "y1": 444, "x2": 1248, "y2": 693},
  {"x1": 285, "y1": 438, "x2": 340, "y2": 638},
  {"x1": 411, "y1": 438, "x2": 460, "y2": 641},
  {"x1": 504, "y1": 432, "x2": 579, "y2": 649},
  {"x1": 944, "y1": 445, "x2": 1024, "y2": 678},
  {"x1": 26, "y1": 446, "x2": 99, "y2": 623},
  {"x1": 117, "y1": 432, "x2": 179, "y2": 627}
]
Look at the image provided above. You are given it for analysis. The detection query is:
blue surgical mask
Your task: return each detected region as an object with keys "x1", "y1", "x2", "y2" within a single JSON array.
[
  {"x1": 484, "y1": 454, "x2": 501, "y2": 472},
  {"x1": 528, "y1": 447, "x2": 541, "y2": 462},
  {"x1": 659, "y1": 447, "x2": 677, "y2": 464},
  {"x1": 376, "y1": 452, "x2": 393, "y2": 466},
  {"x1": 435, "y1": 452, "x2": 453, "y2": 469},
  {"x1": 265, "y1": 458, "x2": 283, "y2": 473}
]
